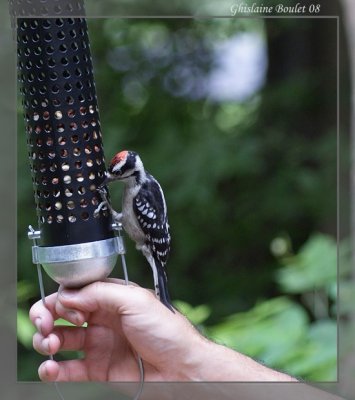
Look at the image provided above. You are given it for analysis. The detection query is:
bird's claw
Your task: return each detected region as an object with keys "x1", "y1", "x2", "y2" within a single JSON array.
[
  {"x1": 94, "y1": 200, "x2": 108, "y2": 217},
  {"x1": 97, "y1": 185, "x2": 108, "y2": 196}
]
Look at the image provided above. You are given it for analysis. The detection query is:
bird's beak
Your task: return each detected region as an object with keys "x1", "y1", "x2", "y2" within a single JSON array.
[{"x1": 98, "y1": 171, "x2": 114, "y2": 189}]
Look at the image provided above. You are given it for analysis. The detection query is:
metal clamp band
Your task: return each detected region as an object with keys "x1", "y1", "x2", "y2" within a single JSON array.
[
  {"x1": 28, "y1": 225, "x2": 126, "y2": 288},
  {"x1": 31, "y1": 237, "x2": 124, "y2": 265}
]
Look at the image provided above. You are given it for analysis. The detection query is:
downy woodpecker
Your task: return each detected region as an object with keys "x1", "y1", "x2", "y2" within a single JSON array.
[{"x1": 96, "y1": 150, "x2": 173, "y2": 311}]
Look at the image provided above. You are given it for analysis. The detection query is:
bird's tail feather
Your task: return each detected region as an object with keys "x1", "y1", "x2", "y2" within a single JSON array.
[{"x1": 156, "y1": 261, "x2": 175, "y2": 313}]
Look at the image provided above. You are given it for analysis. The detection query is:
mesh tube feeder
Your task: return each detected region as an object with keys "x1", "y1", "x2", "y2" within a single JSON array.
[
  {"x1": 13, "y1": 4, "x2": 145, "y2": 394},
  {"x1": 16, "y1": 6, "x2": 123, "y2": 287}
]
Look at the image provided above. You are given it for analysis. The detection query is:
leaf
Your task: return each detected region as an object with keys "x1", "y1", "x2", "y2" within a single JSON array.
[
  {"x1": 285, "y1": 320, "x2": 337, "y2": 381},
  {"x1": 174, "y1": 300, "x2": 211, "y2": 325},
  {"x1": 206, "y1": 295, "x2": 337, "y2": 380},
  {"x1": 207, "y1": 297, "x2": 309, "y2": 360},
  {"x1": 276, "y1": 234, "x2": 337, "y2": 293}
]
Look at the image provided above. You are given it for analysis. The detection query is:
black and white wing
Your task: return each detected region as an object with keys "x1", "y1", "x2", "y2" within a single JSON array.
[
  {"x1": 133, "y1": 174, "x2": 171, "y2": 266},
  {"x1": 133, "y1": 173, "x2": 173, "y2": 310}
]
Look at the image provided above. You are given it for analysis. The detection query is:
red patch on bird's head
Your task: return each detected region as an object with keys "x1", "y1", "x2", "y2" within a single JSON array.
[{"x1": 110, "y1": 150, "x2": 128, "y2": 166}]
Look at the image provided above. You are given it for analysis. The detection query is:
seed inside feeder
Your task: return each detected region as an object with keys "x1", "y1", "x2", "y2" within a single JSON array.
[
  {"x1": 55, "y1": 110, "x2": 63, "y2": 119},
  {"x1": 76, "y1": 173, "x2": 84, "y2": 182},
  {"x1": 63, "y1": 175, "x2": 71, "y2": 184},
  {"x1": 61, "y1": 162, "x2": 70, "y2": 171},
  {"x1": 68, "y1": 214, "x2": 76, "y2": 223}
]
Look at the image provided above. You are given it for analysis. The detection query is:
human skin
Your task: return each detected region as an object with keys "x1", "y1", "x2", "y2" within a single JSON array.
[{"x1": 29, "y1": 279, "x2": 297, "y2": 382}]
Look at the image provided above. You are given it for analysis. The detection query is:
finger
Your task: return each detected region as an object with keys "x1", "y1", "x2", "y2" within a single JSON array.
[
  {"x1": 33, "y1": 332, "x2": 61, "y2": 355},
  {"x1": 33, "y1": 326, "x2": 86, "y2": 355},
  {"x1": 29, "y1": 292, "x2": 60, "y2": 336},
  {"x1": 30, "y1": 292, "x2": 86, "y2": 335},
  {"x1": 38, "y1": 359, "x2": 89, "y2": 382},
  {"x1": 58, "y1": 280, "x2": 158, "y2": 315},
  {"x1": 55, "y1": 300, "x2": 87, "y2": 327},
  {"x1": 55, "y1": 281, "x2": 138, "y2": 324}
]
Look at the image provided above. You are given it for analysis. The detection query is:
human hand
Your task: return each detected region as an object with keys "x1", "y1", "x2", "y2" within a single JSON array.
[
  {"x1": 30, "y1": 278, "x2": 297, "y2": 383},
  {"x1": 29, "y1": 279, "x2": 204, "y2": 382}
]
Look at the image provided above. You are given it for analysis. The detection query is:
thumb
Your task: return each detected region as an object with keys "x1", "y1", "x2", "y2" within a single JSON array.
[{"x1": 58, "y1": 280, "x2": 156, "y2": 316}]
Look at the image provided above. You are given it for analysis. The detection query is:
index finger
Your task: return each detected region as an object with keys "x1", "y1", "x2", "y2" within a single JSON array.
[
  {"x1": 29, "y1": 292, "x2": 60, "y2": 337},
  {"x1": 28, "y1": 279, "x2": 132, "y2": 336}
]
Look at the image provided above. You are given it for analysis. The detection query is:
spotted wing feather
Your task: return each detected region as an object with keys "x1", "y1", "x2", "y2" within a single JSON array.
[{"x1": 133, "y1": 174, "x2": 171, "y2": 267}]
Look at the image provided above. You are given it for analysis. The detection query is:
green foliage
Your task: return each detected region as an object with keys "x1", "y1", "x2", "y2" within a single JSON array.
[
  {"x1": 206, "y1": 298, "x2": 337, "y2": 381},
  {"x1": 174, "y1": 300, "x2": 211, "y2": 326},
  {"x1": 208, "y1": 297, "x2": 308, "y2": 354},
  {"x1": 198, "y1": 234, "x2": 340, "y2": 381},
  {"x1": 173, "y1": 234, "x2": 340, "y2": 382},
  {"x1": 275, "y1": 234, "x2": 337, "y2": 293}
]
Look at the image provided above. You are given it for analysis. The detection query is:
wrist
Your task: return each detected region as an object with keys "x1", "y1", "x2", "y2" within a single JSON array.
[
  {"x1": 176, "y1": 331, "x2": 297, "y2": 382},
  {"x1": 165, "y1": 316, "x2": 245, "y2": 381},
  {"x1": 183, "y1": 336, "x2": 237, "y2": 381},
  {"x1": 171, "y1": 329, "x2": 211, "y2": 381}
]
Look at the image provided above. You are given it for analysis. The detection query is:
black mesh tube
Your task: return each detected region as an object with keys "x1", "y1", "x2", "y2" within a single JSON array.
[{"x1": 17, "y1": 16, "x2": 112, "y2": 246}]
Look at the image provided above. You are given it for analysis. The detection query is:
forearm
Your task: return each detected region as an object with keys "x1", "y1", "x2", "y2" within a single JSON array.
[{"x1": 181, "y1": 331, "x2": 297, "y2": 382}]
